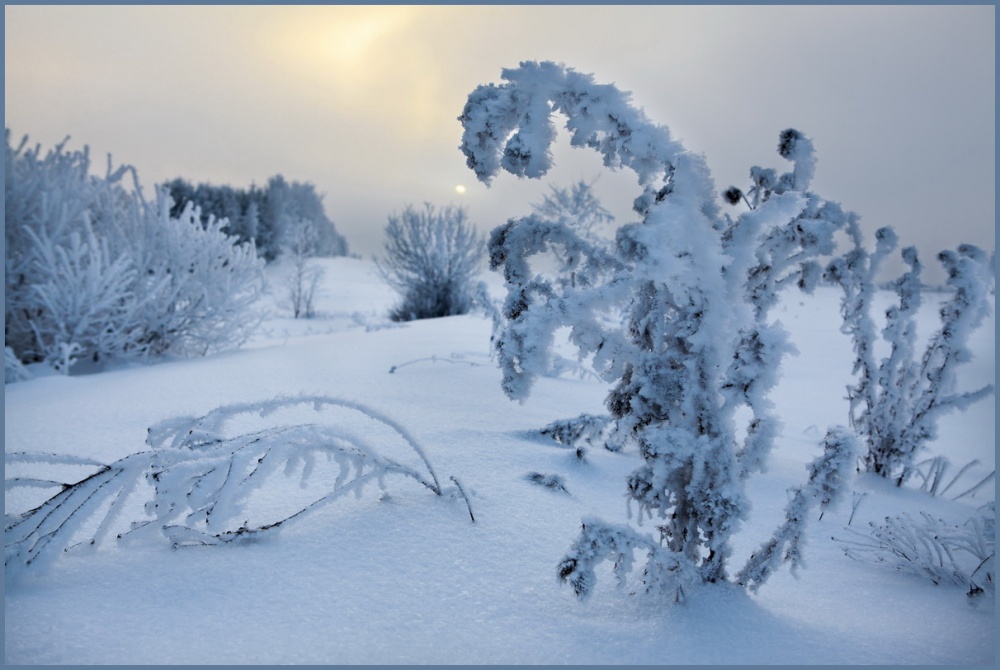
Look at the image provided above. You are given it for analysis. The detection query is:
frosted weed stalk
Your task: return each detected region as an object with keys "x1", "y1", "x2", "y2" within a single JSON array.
[
  {"x1": 824, "y1": 222, "x2": 994, "y2": 486},
  {"x1": 460, "y1": 61, "x2": 857, "y2": 602},
  {"x1": 5, "y1": 395, "x2": 472, "y2": 579}
]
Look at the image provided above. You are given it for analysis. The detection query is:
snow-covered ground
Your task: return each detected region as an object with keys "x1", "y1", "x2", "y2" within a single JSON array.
[{"x1": 5, "y1": 257, "x2": 995, "y2": 664}]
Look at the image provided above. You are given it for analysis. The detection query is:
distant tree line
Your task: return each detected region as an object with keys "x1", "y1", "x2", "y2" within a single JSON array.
[{"x1": 162, "y1": 175, "x2": 349, "y2": 262}]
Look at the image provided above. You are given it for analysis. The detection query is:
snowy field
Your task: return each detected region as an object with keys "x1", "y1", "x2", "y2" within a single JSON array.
[{"x1": 5, "y1": 256, "x2": 995, "y2": 665}]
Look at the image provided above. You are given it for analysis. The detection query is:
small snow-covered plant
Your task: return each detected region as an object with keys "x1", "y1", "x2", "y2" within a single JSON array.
[
  {"x1": 823, "y1": 219, "x2": 995, "y2": 485},
  {"x1": 910, "y1": 456, "x2": 995, "y2": 501},
  {"x1": 558, "y1": 518, "x2": 697, "y2": 603},
  {"x1": 835, "y1": 503, "x2": 994, "y2": 598},
  {"x1": 5, "y1": 396, "x2": 470, "y2": 578},
  {"x1": 736, "y1": 426, "x2": 858, "y2": 592},
  {"x1": 540, "y1": 414, "x2": 613, "y2": 454},
  {"x1": 376, "y1": 203, "x2": 484, "y2": 322},
  {"x1": 524, "y1": 472, "x2": 569, "y2": 494},
  {"x1": 460, "y1": 61, "x2": 850, "y2": 600},
  {"x1": 5, "y1": 346, "x2": 32, "y2": 383},
  {"x1": 282, "y1": 216, "x2": 325, "y2": 319}
]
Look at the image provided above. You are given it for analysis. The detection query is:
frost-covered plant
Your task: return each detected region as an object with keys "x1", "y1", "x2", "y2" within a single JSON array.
[
  {"x1": 823, "y1": 219, "x2": 995, "y2": 485},
  {"x1": 282, "y1": 217, "x2": 325, "y2": 319},
  {"x1": 5, "y1": 346, "x2": 32, "y2": 383},
  {"x1": 736, "y1": 426, "x2": 857, "y2": 592},
  {"x1": 524, "y1": 472, "x2": 570, "y2": 494},
  {"x1": 376, "y1": 203, "x2": 484, "y2": 322},
  {"x1": 5, "y1": 131, "x2": 265, "y2": 370},
  {"x1": 5, "y1": 396, "x2": 470, "y2": 578},
  {"x1": 460, "y1": 61, "x2": 850, "y2": 600},
  {"x1": 910, "y1": 456, "x2": 995, "y2": 501},
  {"x1": 540, "y1": 414, "x2": 612, "y2": 451},
  {"x1": 21, "y1": 221, "x2": 136, "y2": 372},
  {"x1": 835, "y1": 503, "x2": 994, "y2": 598},
  {"x1": 558, "y1": 518, "x2": 697, "y2": 603}
]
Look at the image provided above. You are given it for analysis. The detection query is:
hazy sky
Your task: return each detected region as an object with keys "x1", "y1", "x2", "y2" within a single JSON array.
[{"x1": 5, "y1": 5, "x2": 995, "y2": 283}]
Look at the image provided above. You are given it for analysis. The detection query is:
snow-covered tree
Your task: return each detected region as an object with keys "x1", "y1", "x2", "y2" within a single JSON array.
[
  {"x1": 376, "y1": 203, "x2": 484, "y2": 322},
  {"x1": 823, "y1": 220, "x2": 994, "y2": 485},
  {"x1": 532, "y1": 179, "x2": 614, "y2": 243},
  {"x1": 460, "y1": 61, "x2": 851, "y2": 600}
]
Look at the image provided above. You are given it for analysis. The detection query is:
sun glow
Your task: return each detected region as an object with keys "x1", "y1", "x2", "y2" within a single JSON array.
[
  {"x1": 454, "y1": 184, "x2": 467, "y2": 195},
  {"x1": 266, "y1": 7, "x2": 451, "y2": 140}
]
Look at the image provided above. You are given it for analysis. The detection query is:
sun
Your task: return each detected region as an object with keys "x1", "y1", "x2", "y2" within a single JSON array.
[{"x1": 454, "y1": 184, "x2": 467, "y2": 195}]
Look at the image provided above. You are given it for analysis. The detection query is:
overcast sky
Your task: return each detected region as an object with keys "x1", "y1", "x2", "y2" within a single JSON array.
[{"x1": 5, "y1": 5, "x2": 995, "y2": 283}]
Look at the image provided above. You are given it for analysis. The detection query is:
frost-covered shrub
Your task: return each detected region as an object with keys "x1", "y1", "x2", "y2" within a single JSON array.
[
  {"x1": 460, "y1": 61, "x2": 851, "y2": 600},
  {"x1": 5, "y1": 131, "x2": 265, "y2": 370},
  {"x1": 376, "y1": 203, "x2": 484, "y2": 321},
  {"x1": 5, "y1": 346, "x2": 32, "y2": 383},
  {"x1": 823, "y1": 220, "x2": 995, "y2": 485},
  {"x1": 5, "y1": 396, "x2": 470, "y2": 578}
]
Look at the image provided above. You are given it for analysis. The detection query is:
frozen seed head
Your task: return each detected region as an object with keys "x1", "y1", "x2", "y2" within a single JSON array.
[
  {"x1": 778, "y1": 129, "x2": 803, "y2": 159},
  {"x1": 723, "y1": 187, "x2": 743, "y2": 206}
]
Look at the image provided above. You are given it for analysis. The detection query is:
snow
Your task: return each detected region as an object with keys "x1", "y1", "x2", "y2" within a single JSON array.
[{"x1": 5, "y1": 257, "x2": 995, "y2": 664}]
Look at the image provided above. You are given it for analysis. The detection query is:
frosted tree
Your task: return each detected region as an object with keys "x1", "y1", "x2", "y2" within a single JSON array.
[
  {"x1": 533, "y1": 179, "x2": 614, "y2": 242},
  {"x1": 824, "y1": 220, "x2": 995, "y2": 485},
  {"x1": 376, "y1": 203, "x2": 484, "y2": 322},
  {"x1": 460, "y1": 61, "x2": 851, "y2": 600}
]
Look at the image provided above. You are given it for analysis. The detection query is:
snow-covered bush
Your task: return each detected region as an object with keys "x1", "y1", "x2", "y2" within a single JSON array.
[
  {"x1": 5, "y1": 396, "x2": 471, "y2": 578},
  {"x1": 376, "y1": 203, "x2": 484, "y2": 321},
  {"x1": 5, "y1": 131, "x2": 265, "y2": 370},
  {"x1": 823, "y1": 220, "x2": 995, "y2": 485},
  {"x1": 459, "y1": 61, "x2": 851, "y2": 600},
  {"x1": 835, "y1": 503, "x2": 994, "y2": 598}
]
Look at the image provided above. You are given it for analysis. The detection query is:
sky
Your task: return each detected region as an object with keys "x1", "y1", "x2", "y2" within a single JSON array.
[{"x1": 4, "y1": 5, "x2": 995, "y2": 283}]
